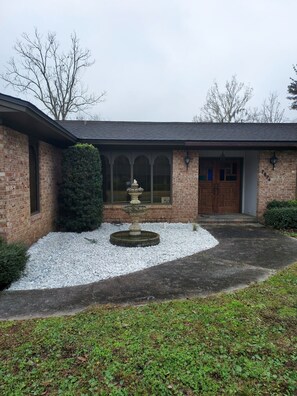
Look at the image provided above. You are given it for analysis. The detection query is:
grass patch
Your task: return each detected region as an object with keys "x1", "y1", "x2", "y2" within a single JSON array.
[
  {"x1": 284, "y1": 231, "x2": 297, "y2": 239},
  {"x1": 0, "y1": 264, "x2": 297, "y2": 395}
]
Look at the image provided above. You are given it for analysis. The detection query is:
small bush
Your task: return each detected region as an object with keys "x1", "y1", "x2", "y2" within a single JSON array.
[
  {"x1": 0, "y1": 241, "x2": 29, "y2": 286},
  {"x1": 266, "y1": 200, "x2": 297, "y2": 209},
  {"x1": 264, "y1": 207, "x2": 297, "y2": 229}
]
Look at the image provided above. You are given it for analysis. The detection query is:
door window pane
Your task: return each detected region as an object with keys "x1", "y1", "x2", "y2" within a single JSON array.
[
  {"x1": 207, "y1": 169, "x2": 213, "y2": 181},
  {"x1": 232, "y1": 162, "x2": 237, "y2": 175}
]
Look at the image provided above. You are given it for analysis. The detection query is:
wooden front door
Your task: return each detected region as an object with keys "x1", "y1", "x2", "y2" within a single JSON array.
[{"x1": 199, "y1": 158, "x2": 241, "y2": 214}]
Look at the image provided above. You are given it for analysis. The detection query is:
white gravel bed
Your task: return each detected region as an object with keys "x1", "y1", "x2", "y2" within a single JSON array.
[{"x1": 9, "y1": 223, "x2": 218, "y2": 291}]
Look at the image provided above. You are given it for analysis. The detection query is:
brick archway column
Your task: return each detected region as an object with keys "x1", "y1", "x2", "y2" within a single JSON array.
[
  {"x1": 257, "y1": 150, "x2": 297, "y2": 219},
  {"x1": 171, "y1": 150, "x2": 199, "y2": 222}
]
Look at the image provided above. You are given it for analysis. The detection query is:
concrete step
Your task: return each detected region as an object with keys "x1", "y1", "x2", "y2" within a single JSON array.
[{"x1": 198, "y1": 214, "x2": 258, "y2": 225}]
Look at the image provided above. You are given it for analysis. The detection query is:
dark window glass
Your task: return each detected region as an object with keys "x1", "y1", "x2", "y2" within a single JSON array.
[
  {"x1": 100, "y1": 152, "x2": 171, "y2": 204},
  {"x1": 153, "y1": 156, "x2": 171, "y2": 203},
  {"x1": 29, "y1": 143, "x2": 39, "y2": 213},
  {"x1": 232, "y1": 162, "x2": 237, "y2": 175},
  {"x1": 133, "y1": 156, "x2": 151, "y2": 203},
  {"x1": 199, "y1": 164, "x2": 206, "y2": 180},
  {"x1": 113, "y1": 156, "x2": 130, "y2": 202},
  {"x1": 220, "y1": 169, "x2": 225, "y2": 181},
  {"x1": 226, "y1": 175, "x2": 237, "y2": 181},
  {"x1": 101, "y1": 155, "x2": 111, "y2": 203},
  {"x1": 207, "y1": 169, "x2": 213, "y2": 181}
]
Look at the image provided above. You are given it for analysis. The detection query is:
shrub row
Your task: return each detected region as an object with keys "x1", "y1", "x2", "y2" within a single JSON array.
[
  {"x1": 264, "y1": 207, "x2": 297, "y2": 229},
  {"x1": 266, "y1": 200, "x2": 297, "y2": 209},
  {"x1": 0, "y1": 238, "x2": 29, "y2": 287}
]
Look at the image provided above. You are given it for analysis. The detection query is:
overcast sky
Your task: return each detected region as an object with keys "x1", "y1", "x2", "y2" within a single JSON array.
[{"x1": 1, "y1": 0, "x2": 296, "y2": 121}]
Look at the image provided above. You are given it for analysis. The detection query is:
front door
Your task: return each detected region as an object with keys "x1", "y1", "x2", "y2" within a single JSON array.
[{"x1": 199, "y1": 158, "x2": 241, "y2": 214}]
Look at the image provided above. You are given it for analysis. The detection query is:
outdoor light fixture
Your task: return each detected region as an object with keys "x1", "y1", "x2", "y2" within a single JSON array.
[
  {"x1": 269, "y1": 152, "x2": 278, "y2": 170},
  {"x1": 184, "y1": 151, "x2": 191, "y2": 169}
]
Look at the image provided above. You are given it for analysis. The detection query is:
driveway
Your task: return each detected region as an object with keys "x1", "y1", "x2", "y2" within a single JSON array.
[{"x1": 0, "y1": 225, "x2": 296, "y2": 320}]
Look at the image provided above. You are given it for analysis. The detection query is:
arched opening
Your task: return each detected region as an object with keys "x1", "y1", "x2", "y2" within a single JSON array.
[
  {"x1": 101, "y1": 155, "x2": 111, "y2": 203},
  {"x1": 113, "y1": 155, "x2": 131, "y2": 202},
  {"x1": 153, "y1": 155, "x2": 171, "y2": 203},
  {"x1": 133, "y1": 155, "x2": 151, "y2": 202}
]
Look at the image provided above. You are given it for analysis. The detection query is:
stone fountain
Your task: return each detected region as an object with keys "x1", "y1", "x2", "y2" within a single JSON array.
[{"x1": 110, "y1": 179, "x2": 160, "y2": 247}]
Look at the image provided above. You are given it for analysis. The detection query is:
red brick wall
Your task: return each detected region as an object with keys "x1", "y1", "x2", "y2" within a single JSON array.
[
  {"x1": 171, "y1": 150, "x2": 199, "y2": 221},
  {"x1": 0, "y1": 126, "x2": 61, "y2": 245},
  {"x1": 257, "y1": 150, "x2": 297, "y2": 218},
  {"x1": 103, "y1": 150, "x2": 199, "y2": 223},
  {"x1": 0, "y1": 126, "x2": 5, "y2": 238}
]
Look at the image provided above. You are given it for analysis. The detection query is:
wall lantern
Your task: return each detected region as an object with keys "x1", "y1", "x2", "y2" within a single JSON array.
[
  {"x1": 269, "y1": 152, "x2": 278, "y2": 170},
  {"x1": 184, "y1": 151, "x2": 191, "y2": 169}
]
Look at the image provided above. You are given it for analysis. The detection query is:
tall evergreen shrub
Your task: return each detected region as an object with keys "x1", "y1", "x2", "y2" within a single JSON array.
[{"x1": 58, "y1": 143, "x2": 103, "y2": 232}]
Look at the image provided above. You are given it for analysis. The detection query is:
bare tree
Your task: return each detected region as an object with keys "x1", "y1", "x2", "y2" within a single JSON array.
[
  {"x1": 259, "y1": 92, "x2": 285, "y2": 122},
  {"x1": 1, "y1": 29, "x2": 106, "y2": 120},
  {"x1": 193, "y1": 75, "x2": 254, "y2": 123}
]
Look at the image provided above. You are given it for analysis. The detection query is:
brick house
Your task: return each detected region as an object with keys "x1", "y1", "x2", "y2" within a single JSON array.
[{"x1": 1, "y1": 93, "x2": 296, "y2": 245}]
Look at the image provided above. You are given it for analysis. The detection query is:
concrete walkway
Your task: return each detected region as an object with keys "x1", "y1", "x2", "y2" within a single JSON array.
[{"x1": 0, "y1": 225, "x2": 296, "y2": 320}]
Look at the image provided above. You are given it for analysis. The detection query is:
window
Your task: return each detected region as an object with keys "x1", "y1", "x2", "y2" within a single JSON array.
[
  {"x1": 101, "y1": 155, "x2": 111, "y2": 203},
  {"x1": 29, "y1": 141, "x2": 40, "y2": 214},
  {"x1": 219, "y1": 161, "x2": 238, "y2": 181},
  {"x1": 133, "y1": 156, "x2": 151, "y2": 203},
  {"x1": 113, "y1": 155, "x2": 131, "y2": 202},
  {"x1": 153, "y1": 156, "x2": 171, "y2": 203},
  {"x1": 101, "y1": 151, "x2": 171, "y2": 204}
]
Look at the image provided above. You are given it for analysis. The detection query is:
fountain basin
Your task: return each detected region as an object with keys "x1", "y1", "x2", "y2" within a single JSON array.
[{"x1": 110, "y1": 230, "x2": 160, "y2": 247}]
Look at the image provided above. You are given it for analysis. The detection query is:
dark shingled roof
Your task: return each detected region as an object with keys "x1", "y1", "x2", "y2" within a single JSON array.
[
  {"x1": 59, "y1": 120, "x2": 297, "y2": 145},
  {"x1": 1, "y1": 93, "x2": 296, "y2": 148}
]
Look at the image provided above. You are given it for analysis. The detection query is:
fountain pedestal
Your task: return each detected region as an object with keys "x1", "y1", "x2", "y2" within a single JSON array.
[{"x1": 110, "y1": 179, "x2": 160, "y2": 247}]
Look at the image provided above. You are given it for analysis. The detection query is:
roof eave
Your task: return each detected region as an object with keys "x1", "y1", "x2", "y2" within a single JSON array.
[
  {"x1": 185, "y1": 141, "x2": 297, "y2": 149},
  {"x1": 77, "y1": 138, "x2": 297, "y2": 149},
  {"x1": 0, "y1": 94, "x2": 76, "y2": 146}
]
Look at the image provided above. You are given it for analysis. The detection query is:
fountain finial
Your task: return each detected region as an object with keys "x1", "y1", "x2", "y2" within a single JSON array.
[{"x1": 127, "y1": 179, "x2": 143, "y2": 205}]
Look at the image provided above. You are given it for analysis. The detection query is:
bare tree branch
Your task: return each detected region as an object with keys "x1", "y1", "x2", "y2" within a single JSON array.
[
  {"x1": 1, "y1": 29, "x2": 106, "y2": 120},
  {"x1": 193, "y1": 77, "x2": 286, "y2": 123},
  {"x1": 193, "y1": 76, "x2": 254, "y2": 123},
  {"x1": 259, "y1": 92, "x2": 285, "y2": 122}
]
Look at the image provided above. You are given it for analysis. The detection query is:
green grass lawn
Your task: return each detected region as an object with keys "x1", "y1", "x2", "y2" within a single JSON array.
[{"x1": 0, "y1": 264, "x2": 296, "y2": 396}]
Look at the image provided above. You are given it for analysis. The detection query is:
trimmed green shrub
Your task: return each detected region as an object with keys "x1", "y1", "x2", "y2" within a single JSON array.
[
  {"x1": 264, "y1": 207, "x2": 297, "y2": 229},
  {"x1": 0, "y1": 240, "x2": 29, "y2": 286},
  {"x1": 58, "y1": 143, "x2": 103, "y2": 232},
  {"x1": 266, "y1": 200, "x2": 297, "y2": 209}
]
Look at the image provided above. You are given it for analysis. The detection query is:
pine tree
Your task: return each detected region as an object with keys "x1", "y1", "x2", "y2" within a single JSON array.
[{"x1": 287, "y1": 65, "x2": 297, "y2": 110}]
